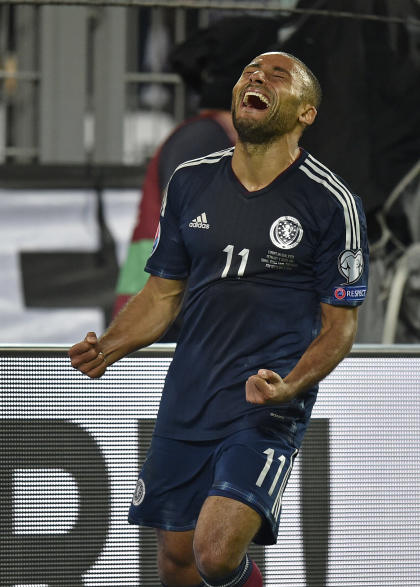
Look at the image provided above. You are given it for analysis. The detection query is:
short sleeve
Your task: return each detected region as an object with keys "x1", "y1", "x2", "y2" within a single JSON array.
[
  {"x1": 144, "y1": 173, "x2": 190, "y2": 279},
  {"x1": 315, "y1": 195, "x2": 369, "y2": 306}
]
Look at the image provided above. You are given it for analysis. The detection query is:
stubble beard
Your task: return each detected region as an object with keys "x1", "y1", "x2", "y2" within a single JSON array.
[{"x1": 232, "y1": 98, "x2": 300, "y2": 145}]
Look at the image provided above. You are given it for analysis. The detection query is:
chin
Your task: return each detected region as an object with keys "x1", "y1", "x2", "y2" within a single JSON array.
[{"x1": 234, "y1": 118, "x2": 278, "y2": 145}]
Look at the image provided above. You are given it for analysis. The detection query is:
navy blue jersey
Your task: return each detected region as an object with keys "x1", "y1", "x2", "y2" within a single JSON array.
[{"x1": 145, "y1": 148, "x2": 369, "y2": 444}]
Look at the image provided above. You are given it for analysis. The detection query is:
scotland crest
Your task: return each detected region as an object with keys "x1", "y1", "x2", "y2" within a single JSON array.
[
  {"x1": 132, "y1": 478, "x2": 146, "y2": 506},
  {"x1": 270, "y1": 216, "x2": 303, "y2": 249}
]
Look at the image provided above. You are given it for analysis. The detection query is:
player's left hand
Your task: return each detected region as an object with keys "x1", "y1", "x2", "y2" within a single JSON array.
[{"x1": 246, "y1": 369, "x2": 294, "y2": 404}]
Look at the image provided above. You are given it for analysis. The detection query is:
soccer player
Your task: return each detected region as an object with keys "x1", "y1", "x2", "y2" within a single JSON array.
[{"x1": 69, "y1": 52, "x2": 369, "y2": 587}]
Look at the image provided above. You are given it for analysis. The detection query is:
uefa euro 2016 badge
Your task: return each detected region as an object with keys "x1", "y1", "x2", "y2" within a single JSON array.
[
  {"x1": 338, "y1": 249, "x2": 364, "y2": 284},
  {"x1": 270, "y1": 216, "x2": 303, "y2": 249},
  {"x1": 132, "y1": 478, "x2": 146, "y2": 506}
]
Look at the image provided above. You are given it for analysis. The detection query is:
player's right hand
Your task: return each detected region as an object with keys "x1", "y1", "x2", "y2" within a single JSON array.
[{"x1": 68, "y1": 331, "x2": 108, "y2": 379}]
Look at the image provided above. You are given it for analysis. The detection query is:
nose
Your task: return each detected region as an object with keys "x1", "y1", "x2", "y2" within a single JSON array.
[{"x1": 249, "y1": 69, "x2": 265, "y2": 83}]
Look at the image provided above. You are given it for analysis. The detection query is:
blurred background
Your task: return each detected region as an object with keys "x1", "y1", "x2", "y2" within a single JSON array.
[{"x1": 0, "y1": 0, "x2": 420, "y2": 344}]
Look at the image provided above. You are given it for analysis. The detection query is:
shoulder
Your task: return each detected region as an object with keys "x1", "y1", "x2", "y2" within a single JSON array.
[
  {"x1": 298, "y1": 151, "x2": 361, "y2": 208},
  {"x1": 298, "y1": 152, "x2": 366, "y2": 249},
  {"x1": 162, "y1": 148, "x2": 234, "y2": 215},
  {"x1": 169, "y1": 147, "x2": 234, "y2": 185},
  {"x1": 175, "y1": 146, "x2": 234, "y2": 172},
  {"x1": 158, "y1": 118, "x2": 233, "y2": 188},
  {"x1": 297, "y1": 151, "x2": 365, "y2": 222}
]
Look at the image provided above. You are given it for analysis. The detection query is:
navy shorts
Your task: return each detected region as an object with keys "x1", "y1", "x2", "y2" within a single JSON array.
[{"x1": 128, "y1": 426, "x2": 299, "y2": 545}]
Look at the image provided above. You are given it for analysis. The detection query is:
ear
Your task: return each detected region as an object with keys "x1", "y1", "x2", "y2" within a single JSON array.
[{"x1": 298, "y1": 104, "x2": 317, "y2": 127}]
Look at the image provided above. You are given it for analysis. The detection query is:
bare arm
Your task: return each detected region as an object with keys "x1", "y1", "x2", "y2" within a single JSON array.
[
  {"x1": 69, "y1": 275, "x2": 186, "y2": 378},
  {"x1": 246, "y1": 303, "x2": 358, "y2": 404}
]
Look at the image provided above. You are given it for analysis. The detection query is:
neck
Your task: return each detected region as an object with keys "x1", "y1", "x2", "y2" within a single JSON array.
[{"x1": 231, "y1": 133, "x2": 301, "y2": 192}]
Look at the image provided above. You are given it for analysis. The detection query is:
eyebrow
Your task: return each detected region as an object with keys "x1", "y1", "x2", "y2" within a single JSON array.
[{"x1": 244, "y1": 63, "x2": 292, "y2": 77}]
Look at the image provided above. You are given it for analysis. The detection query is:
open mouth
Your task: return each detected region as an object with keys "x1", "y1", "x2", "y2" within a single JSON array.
[{"x1": 242, "y1": 91, "x2": 270, "y2": 110}]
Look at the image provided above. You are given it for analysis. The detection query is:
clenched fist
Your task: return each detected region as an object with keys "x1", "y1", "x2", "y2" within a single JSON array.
[
  {"x1": 68, "y1": 331, "x2": 109, "y2": 379},
  {"x1": 246, "y1": 369, "x2": 294, "y2": 404}
]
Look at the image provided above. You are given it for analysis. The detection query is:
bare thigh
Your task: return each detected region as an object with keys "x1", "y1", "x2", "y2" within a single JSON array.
[
  {"x1": 156, "y1": 496, "x2": 262, "y2": 584},
  {"x1": 193, "y1": 495, "x2": 262, "y2": 577}
]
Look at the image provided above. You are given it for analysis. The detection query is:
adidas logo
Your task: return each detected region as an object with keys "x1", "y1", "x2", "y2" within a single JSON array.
[{"x1": 189, "y1": 212, "x2": 210, "y2": 229}]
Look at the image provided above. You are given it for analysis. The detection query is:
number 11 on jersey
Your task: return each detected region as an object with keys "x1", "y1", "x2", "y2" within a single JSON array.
[{"x1": 221, "y1": 244, "x2": 250, "y2": 278}]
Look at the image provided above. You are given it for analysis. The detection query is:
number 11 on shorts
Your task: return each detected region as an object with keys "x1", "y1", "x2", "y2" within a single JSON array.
[
  {"x1": 256, "y1": 447, "x2": 298, "y2": 521},
  {"x1": 255, "y1": 448, "x2": 286, "y2": 496}
]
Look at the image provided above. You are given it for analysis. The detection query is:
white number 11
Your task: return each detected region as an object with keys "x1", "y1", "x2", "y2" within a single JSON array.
[
  {"x1": 221, "y1": 244, "x2": 250, "y2": 278},
  {"x1": 256, "y1": 448, "x2": 286, "y2": 496}
]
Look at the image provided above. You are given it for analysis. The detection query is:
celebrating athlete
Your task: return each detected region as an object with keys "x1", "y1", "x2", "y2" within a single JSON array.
[{"x1": 69, "y1": 51, "x2": 369, "y2": 587}]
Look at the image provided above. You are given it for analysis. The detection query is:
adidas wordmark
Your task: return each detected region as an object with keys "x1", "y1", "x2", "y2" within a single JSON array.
[{"x1": 189, "y1": 212, "x2": 210, "y2": 229}]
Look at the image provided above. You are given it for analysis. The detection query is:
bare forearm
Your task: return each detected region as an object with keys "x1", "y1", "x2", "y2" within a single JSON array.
[
  {"x1": 284, "y1": 321, "x2": 356, "y2": 396},
  {"x1": 246, "y1": 305, "x2": 359, "y2": 405},
  {"x1": 99, "y1": 277, "x2": 185, "y2": 364},
  {"x1": 68, "y1": 276, "x2": 186, "y2": 378}
]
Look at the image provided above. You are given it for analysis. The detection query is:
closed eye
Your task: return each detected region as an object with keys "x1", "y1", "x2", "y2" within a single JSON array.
[{"x1": 272, "y1": 72, "x2": 290, "y2": 80}]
